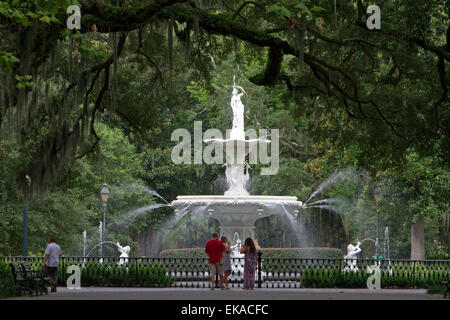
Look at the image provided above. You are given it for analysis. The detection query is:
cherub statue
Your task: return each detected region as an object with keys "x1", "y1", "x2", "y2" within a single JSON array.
[
  {"x1": 116, "y1": 242, "x2": 130, "y2": 266},
  {"x1": 344, "y1": 241, "x2": 361, "y2": 272}
]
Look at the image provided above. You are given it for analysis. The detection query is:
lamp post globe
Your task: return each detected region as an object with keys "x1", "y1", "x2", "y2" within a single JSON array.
[{"x1": 100, "y1": 183, "x2": 110, "y2": 203}]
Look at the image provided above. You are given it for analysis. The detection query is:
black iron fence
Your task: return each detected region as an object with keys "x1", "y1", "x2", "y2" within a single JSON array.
[{"x1": 1, "y1": 255, "x2": 449, "y2": 289}]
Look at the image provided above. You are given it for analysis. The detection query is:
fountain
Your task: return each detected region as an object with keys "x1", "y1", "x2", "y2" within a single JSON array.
[{"x1": 171, "y1": 79, "x2": 304, "y2": 244}]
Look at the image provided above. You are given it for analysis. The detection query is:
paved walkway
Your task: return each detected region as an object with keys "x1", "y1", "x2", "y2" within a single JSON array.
[{"x1": 6, "y1": 287, "x2": 444, "y2": 300}]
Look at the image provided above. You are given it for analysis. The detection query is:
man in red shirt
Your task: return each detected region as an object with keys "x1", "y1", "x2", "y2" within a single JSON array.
[{"x1": 205, "y1": 232, "x2": 226, "y2": 290}]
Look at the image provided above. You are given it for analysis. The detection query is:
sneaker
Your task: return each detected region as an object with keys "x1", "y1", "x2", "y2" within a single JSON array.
[{"x1": 210, "y1": 286, "x2": 214, "y2": 291}]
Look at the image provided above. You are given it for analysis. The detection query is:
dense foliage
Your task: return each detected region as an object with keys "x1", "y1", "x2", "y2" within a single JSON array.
[
  {"x1": 0, "y1": 260, "x2": 173, "y2": 294},
  {"x1": 0, "y1": 263, "x2": 16, "y2": 298},
  {"x1": 0, "y1": 0, "x2": 448, "y2": 259},
  {"x1": 301, "y1": 263, "x2": 448, "y2": 289},
  {"x1": 57, "y1": 261, "x2": 174, "y2": 287}
]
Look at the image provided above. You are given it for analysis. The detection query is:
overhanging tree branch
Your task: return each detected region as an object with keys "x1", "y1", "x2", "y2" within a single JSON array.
[
  {"x1": 353, "y1": 20, "x2": 450, "y2": 62},
  {"x1": 80, "y1": 0, "x2": 188, "y2": 32}
]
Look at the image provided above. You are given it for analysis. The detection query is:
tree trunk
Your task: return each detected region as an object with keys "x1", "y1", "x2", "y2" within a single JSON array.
[
  {"x1": 137, "y1": 226, "x2": 160, "y2": 257},
  {"x1": 411, "y1": 215, "x2": 425, "y2": 260}
]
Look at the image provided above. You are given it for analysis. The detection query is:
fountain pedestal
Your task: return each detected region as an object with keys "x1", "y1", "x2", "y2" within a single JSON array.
[{"x1": 219, "y1": 225, "x2": 255, "y2": 243}]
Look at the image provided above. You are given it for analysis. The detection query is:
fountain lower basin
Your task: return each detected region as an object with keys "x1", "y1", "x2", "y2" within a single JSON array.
[{"x1": 171, "y1": 195, "x2": 304, "y2": 242}]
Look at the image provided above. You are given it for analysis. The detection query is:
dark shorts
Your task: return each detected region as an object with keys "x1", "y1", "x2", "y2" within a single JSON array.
[{"x1": 45, "y1": 266, "x2": 58, "y2": 287}]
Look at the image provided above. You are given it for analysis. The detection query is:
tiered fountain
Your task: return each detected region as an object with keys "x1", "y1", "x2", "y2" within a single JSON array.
[{"x1": 171, "y1": 80, "x2": 304, "y2": 244}]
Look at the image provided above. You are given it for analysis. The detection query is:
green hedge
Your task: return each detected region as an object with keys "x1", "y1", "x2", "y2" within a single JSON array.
[
  {"x1": 57, "y1": 261, "x2": 174, "y2": 287},
  {"x1": 0, "y1": 258, "x2": 173, "y2": 289},
  {"x1": 160, "y1": 247, "x2": 343, "y2": 259},
  {"x1": 0, "y1": 262, "x2": 17, "y2": 298},
  {"x1": 160, "y1": 248, "x2": 208, "y2": 258},
  {"x1": 260, "y1": 248, "x2": 343, "y2": 259},
  {"x1": 300, "y1": 264, "x2": 448, "y2": 289}
]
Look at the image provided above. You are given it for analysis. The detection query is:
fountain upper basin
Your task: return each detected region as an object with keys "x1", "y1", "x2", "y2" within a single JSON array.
[{"x1": 171, "y1": 195, "x2": 303, "y2": 215}]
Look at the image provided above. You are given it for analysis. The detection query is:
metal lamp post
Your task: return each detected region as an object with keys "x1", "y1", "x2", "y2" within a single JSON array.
[
  {"x1": 385, "y1": 227, "x2": 390, "y2": 260},
  {"x1": 100, "y1": 183, "x2": 110, "y2": 258},
  {"x1": 373, "y1": 185, "x2": 382, "y2": 263},
  {"x1": 22, "y1": 175, "x2": 31, "y2": 257},
  {"x1": 22, "y1": 202, "x2": 28, "y2": 257}
]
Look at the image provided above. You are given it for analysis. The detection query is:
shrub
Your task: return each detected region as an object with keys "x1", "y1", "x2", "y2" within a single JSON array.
[
  {"x1": 160, "y1": 248, "x2": 208, "y2": 258},
  {"x1": 300, "y1": 262, "x2": 448, "y2": 289},
  {"x1": 0, "y1": 262, "x2": 17, "y2": 298},
  {"x1": 57, "y1": 261, "x2": 174, "y2": 287},
  {"x1": 427, "y1": 284, "x2": 447, "y2": 295},
  {"x1": 260, "y1": 248, "x2": 343, "y2": 259}
]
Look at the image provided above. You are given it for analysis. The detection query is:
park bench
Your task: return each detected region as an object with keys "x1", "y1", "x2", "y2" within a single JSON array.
[
  {"x1": 10, "y1": 262, "x2": 49, "y2": 296},
  {"x1": 21, "y1": 262, "x2": 50, "y2": 295},
  {"x1": 443, "y1": 273, "x2": 449, "y2": 298},
  {"x1": 10, "y1": 263, "x2": 33, "y2": 296}
]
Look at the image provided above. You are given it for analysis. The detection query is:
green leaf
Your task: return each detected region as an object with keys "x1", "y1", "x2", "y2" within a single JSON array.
[
  {"x1": 26, "y1": 12, "x2": 40, "y2": 19},
  {"x1": 0, "y1": 7, "x2": 11, "y2": 18},
  {"x1": 11, "y1": 10, "x2": 29, "y2": 27},
  {"x1": 61, "y1": 28, "x2": 71, "y2": 37},
  {"x1": 311, "y1": 6, "x2": 326, "y2": 12},
  {"x1": 15, "y1": 74, "x2": 36, "y2": 89},
  {"x1": 50, "y1": 15, "x2": 60, "y2": 23},
  {"x1": 0, "y1": 50, "x2": 20, "y2": 74},
  {"x1": 295, "y1": 3, "x2": 312, "y2": 18},
  {"x1": 267, "y1": 4, "x2": 291, "y2": 18},
  {"x1": 39, "y1": 15, "x2": 51, "y2": 24},
  {"x1": 72, "y1": 31, "x2": 83, "y2": 39}
]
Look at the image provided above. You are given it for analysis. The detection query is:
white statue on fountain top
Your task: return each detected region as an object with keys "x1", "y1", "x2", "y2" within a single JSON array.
[
  {"x1": 344, "y1": 241, "x2": 361, "y2": 272},
  {"x1": 224, "y1": 82, "x2": 250, "y2": 196},
  {"x1": 230, "y1": 85, "x2": 246, "y2": 140},
  {"x1": 116, "y1": 242, "x2": 130, "y2": 266}
]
